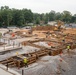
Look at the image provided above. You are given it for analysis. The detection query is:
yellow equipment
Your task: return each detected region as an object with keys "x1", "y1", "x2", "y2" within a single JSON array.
[{"x1": 54, "y1": 20, "x2": 64, "y2": 31}]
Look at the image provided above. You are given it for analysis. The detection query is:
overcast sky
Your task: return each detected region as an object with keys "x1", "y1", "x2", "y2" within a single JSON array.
[{"x1": 0, "y1": 0, "x2": 76, "y2": 14}]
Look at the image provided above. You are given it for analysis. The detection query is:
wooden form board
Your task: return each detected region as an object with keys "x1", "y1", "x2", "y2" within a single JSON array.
[{"x1": 0, "y1": 36, "x2": 76, "y2": 68}]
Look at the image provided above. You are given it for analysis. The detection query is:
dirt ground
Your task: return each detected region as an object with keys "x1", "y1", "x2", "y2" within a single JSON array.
[{"x1": 63, "y1": 28, "x2": 76, "y2": 34}]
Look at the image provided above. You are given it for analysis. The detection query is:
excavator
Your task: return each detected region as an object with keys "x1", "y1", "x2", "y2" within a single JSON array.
[
  {"x1": 54, "y1": 20, "x2": 64, "y2": 31},
  {"x1": 45, "y1": 21, "x2": 64, "y2": 38}
]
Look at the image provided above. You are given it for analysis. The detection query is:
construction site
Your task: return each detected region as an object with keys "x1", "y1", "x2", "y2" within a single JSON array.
[{"x1": 0, "y1": 21, "x2": 76, "y2": 75}]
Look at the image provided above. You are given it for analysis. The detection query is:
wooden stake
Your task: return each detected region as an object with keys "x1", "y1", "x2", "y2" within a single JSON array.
[{"x1": 22, "y1": 69, "x2": 24, "y2": 75}]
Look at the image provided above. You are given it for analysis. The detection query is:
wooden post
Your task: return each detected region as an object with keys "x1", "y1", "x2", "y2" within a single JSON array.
[
  {"x1": 6, "y1": 62, "x2": 8, "y2": 70},
  {"x1": 4, "y1": 45, "x2": 5, "y2": 50},
  {"x1": 4, "y1": 39, "x2": 5, "y2": 43},
  {"x1": 0, "y1": 38, "x2": 1, "y2": 42},
  {"x1": 8, "y1": 39, "x2": 10, "y2": 45},
  {"x1": 18, "y1": 61, "x2": 20, "y2": 69},
  {"x1": 0, "y1": 33, "x2": 2, "y2": 42},
  {"x1": 18, "y1": 43, "x2": 20, "y2": 47},
  {"x1": 22, "y1": 69, "x2": 24, "y2": 75},
  {"x1": 13, "y1": 41, "x2": 15, "y2": 48}
]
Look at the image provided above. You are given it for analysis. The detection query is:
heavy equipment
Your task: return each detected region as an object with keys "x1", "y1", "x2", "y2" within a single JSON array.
[{"x1": 54, "y1": 20, "x2": 64, "y2": 31}]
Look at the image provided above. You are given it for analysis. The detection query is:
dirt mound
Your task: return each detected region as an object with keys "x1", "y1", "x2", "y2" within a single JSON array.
[{"x1": 32, "y1": 26, "x2": 55, "y2": 31}]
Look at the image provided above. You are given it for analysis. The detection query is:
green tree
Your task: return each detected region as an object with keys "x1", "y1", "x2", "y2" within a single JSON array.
[
  {"x1": 40, "y1": 13, "x2": 45, "y2": 21},
  {"x1": 55, "y1": 12, "x2": 62, "y2": 20},
  {"x1": 0, "y1": 6, "x2": 76, "y2": 27},
  {"x1": 0, "y1": 6, "x2": 12, "y2": 27},
  {"x1": 22, "y1": 9, "x2": 33, "y2": 24},
  {"x1": 71, "y1": 14, "x2": 76, "y2": 23},
  {"x1": 33, "y1": 13, "x2": 40, "y2": 24},
  {"x1": 12, "y1": 9, "x2": 24, "y2": 27},
  {"x1": 36, "y1": 17, "x2": 40, "y2": 24},
  {"x1": 61, "y1": 11, "x2": 72, "y2": 23},
  {"x1": 44, "y1": 13, "x2": 49, "y2": 24},
  {"x1": 49, "y1": 10, "x2": 56, "y2": 21}
]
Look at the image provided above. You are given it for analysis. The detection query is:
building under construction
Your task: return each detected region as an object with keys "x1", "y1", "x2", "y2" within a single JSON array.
[{"x1": 0, "y1": 23, "x2": 76, "y2": 75}]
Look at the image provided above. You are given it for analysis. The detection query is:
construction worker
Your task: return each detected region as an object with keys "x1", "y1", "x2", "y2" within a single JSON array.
[
  {"x1": 16, "y1": 52, "x2": 19, "y2": 56},
  {"x1": 23, "y1": 58, "x2": 28, "y2": 67},
  {"x1": 62, "y1": 37, "x2": 65, "y2": 42},
  {"x1": 67, "y1": 45, "x2": 70, "y2": 54}
]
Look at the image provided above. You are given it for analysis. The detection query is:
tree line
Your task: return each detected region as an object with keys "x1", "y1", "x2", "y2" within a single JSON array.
[{"x1": 0, "y1": 6, "x2": 76, "y2": 27}]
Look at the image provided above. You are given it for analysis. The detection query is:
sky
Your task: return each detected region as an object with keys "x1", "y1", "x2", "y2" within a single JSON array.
[{"x1": 0, "y1": 0, "x2": 76, "y2": 14}]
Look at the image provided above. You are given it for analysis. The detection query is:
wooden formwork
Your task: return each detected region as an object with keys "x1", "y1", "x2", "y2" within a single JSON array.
[
  {"x1": 0, "y1": 54, "x2": 37, "y2": 68},
  {"x1": 0, "y1": 58, "x2": 16, "y2": 67},
  {"x1": 0, "y1": 38, "x2": 76, "y2": 68},
  {"x1": 27, "y1": 43, "x2": 45, "y2": 49},
  {"x1": 51, "y1": 45, "x2": 66, "y2": 56},
  {"x1": 71, "y1": 43, "x2": 76, "y2": 49},
  {"x1": 29, "y1": 49, "x2": 50, "y2": 58},
  {"x1": 12, "y1": 56, "x2": 23, "y2": 68},
  {"x1": 36, "y1": 50, "x2": 49, "y2": 57},
  {"x1": 51, "y1": 49, "x2": 61, "y2": 56},
  {"x1": 21, "y1": 38, "x2": 45, "y2": 46},
  {"x1": 28, "y1": 38, "x2": 45, "y2": 43},
  {"x1": 28, "y1": 54, "x2": 36, "y2": 64},
  {"x1": 62, "y1": 41, "x2": 76, "y2": 50}
]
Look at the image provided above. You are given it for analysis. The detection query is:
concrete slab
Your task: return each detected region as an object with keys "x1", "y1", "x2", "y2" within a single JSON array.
[{"x1": 0, "y1": 68, "x2": 13, "y2": 75}]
